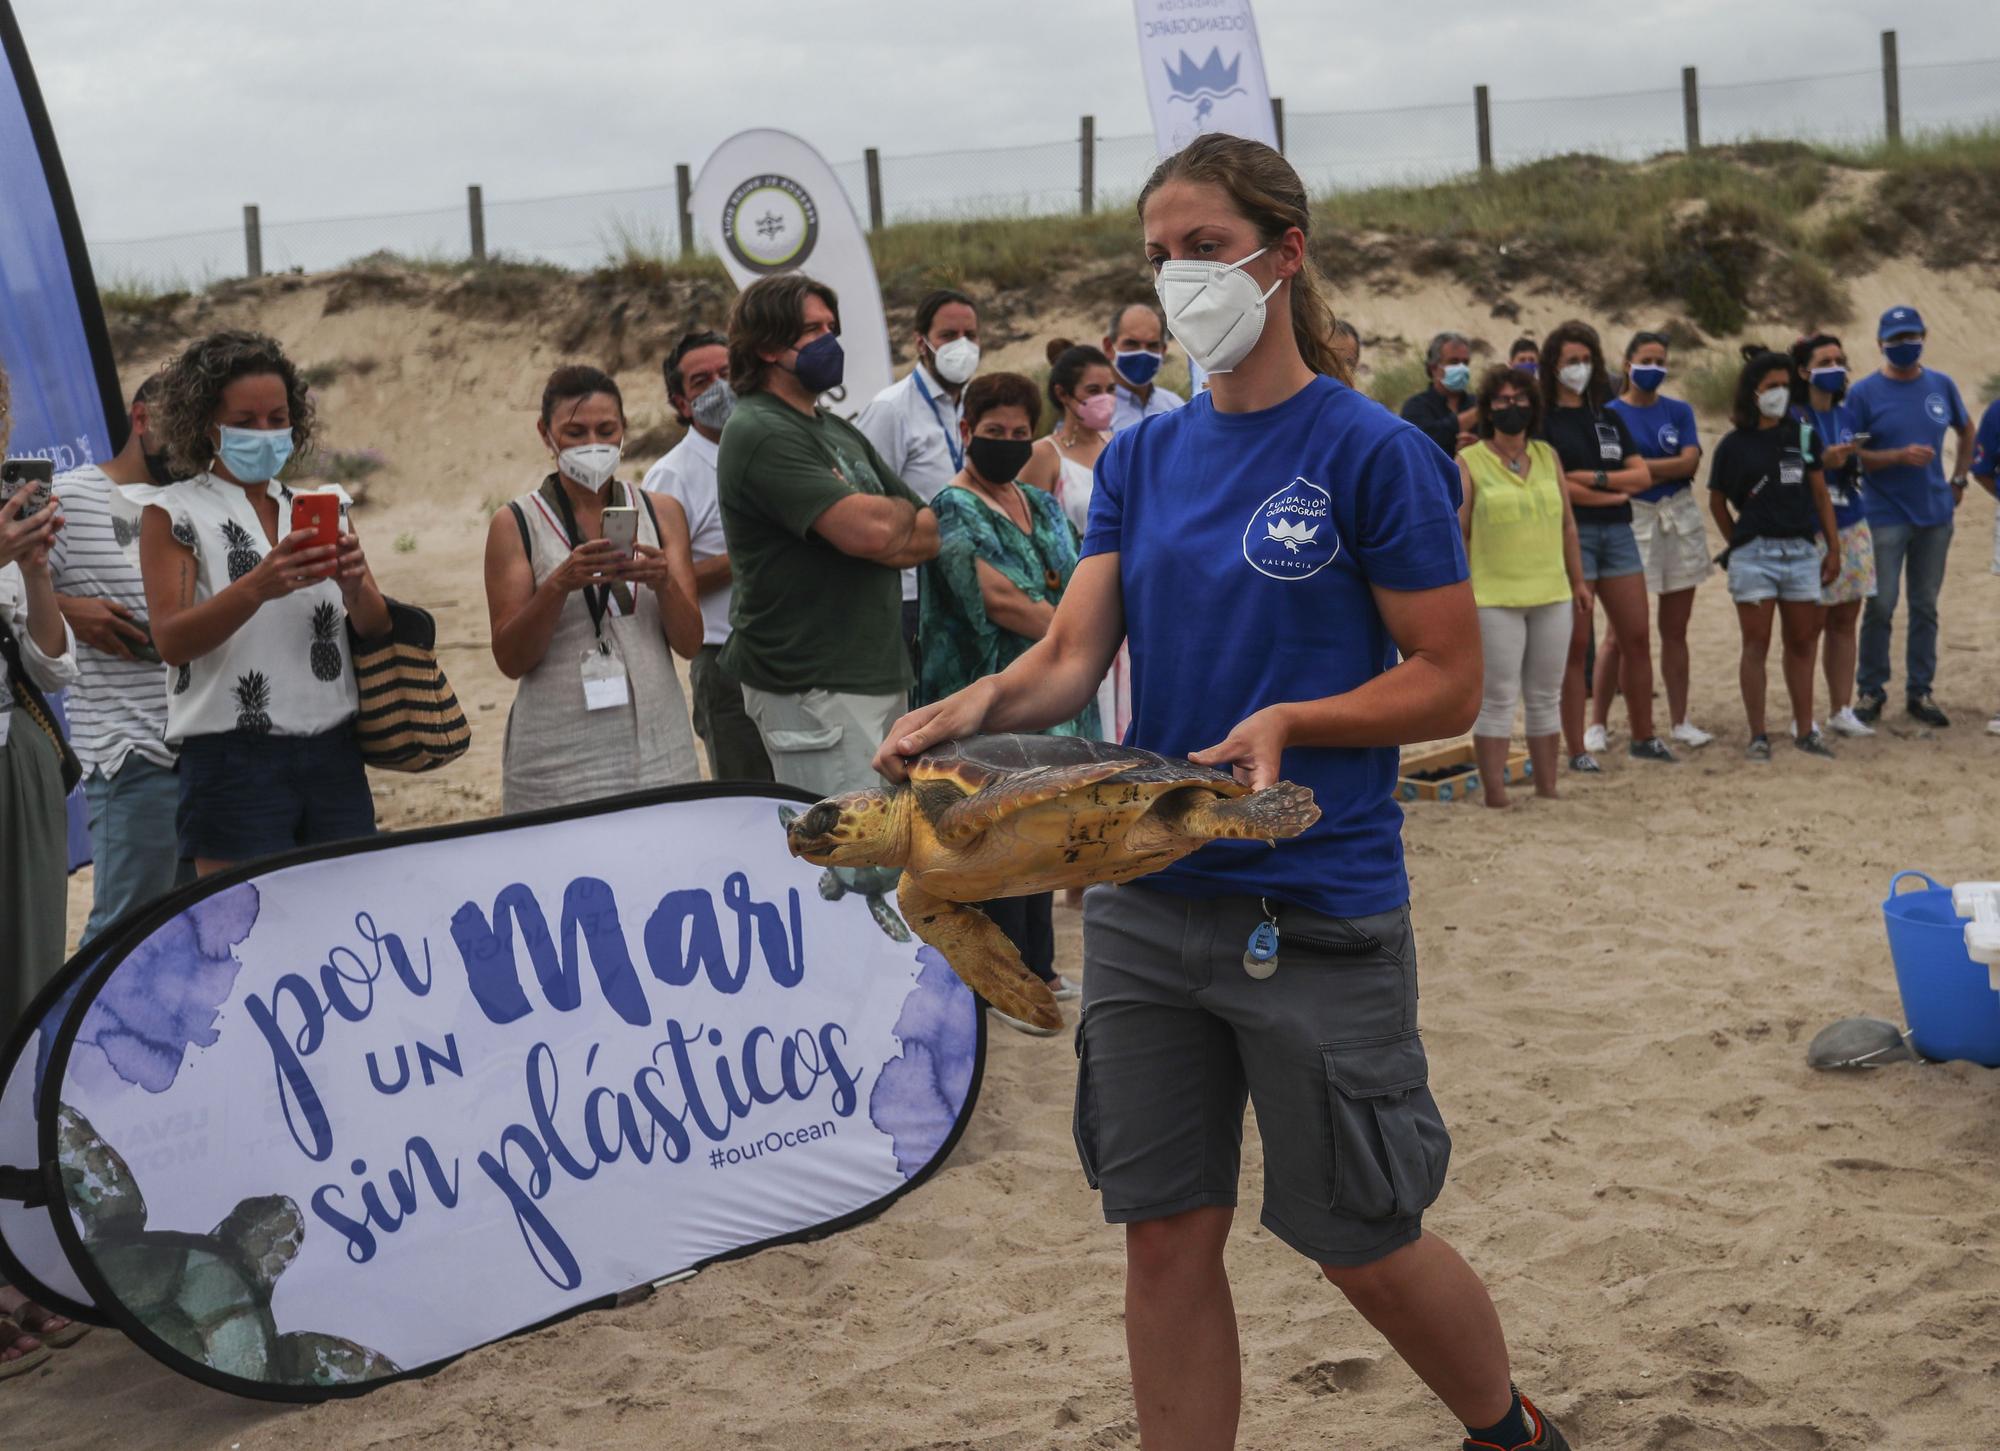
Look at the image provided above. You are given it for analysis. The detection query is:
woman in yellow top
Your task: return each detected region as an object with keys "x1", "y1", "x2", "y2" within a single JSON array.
[{"x1": 1458, "y1": 367, "x2": 1589, "y2": 807}]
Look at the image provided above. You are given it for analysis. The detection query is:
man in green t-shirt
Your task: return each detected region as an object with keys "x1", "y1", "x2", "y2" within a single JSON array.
[{"x1": 716, "y1": 272, "x2": 938, "y2": 807}]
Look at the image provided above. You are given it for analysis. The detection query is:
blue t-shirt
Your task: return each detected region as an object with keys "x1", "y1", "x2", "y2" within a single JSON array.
[
  {"x1": 1802, "y1": 399, "x2": 1867, "y2": 531},
  {"x1": 1847, "y1": 368, "x2": 1968, "y2": 529},
  {"x1": 1081, "y1": 375, "x2": 1468, "y2": 919},
  {"x1": 1972, "y1": 397, "x2": 2000, "y2": 483},
  {"x1": 1607, "y1": 394, "x2": 1699, "y2": 503}
]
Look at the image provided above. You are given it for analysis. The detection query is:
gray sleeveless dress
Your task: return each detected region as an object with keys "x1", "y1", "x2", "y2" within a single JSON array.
[{"x1": 501, "y1": 481, "x2": 700, "y2": 813}]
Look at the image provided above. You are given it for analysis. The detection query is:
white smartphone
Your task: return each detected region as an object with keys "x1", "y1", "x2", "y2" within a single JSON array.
[{"x1": 601, "y1": 506, "x2": 638, "y2": 557}]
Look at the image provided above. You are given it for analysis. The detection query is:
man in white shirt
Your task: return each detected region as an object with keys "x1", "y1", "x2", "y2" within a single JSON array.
[
  {"x1": 50, "y1": 375, "x2": 189, "y2": 943},
  {"x1": 642, "y1": 330, "x2": 772, "y2": 781},
  {"x1": 1103, "y1": 301, "x2": 1186, "y2": 433},
  {"x1": 854, "y1": 288, "x2": 979, "y2": 665}
]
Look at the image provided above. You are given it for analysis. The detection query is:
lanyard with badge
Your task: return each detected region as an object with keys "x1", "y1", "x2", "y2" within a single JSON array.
[
  {"x1": 913, "y1": 370, "x2": 965, "y2": 473},
  {"x1": 531, "y1": 476, "x2": 636, "y2": 712}
]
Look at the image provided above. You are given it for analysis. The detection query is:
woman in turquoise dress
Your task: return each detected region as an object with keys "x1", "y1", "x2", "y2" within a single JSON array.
[{"x1": 917, "y1": 371, "x2": 1096, "y2": 1032}]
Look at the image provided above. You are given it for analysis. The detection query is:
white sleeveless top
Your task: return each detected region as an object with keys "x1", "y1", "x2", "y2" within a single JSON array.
[
  {"x1": 500, "y1": 479, "x2": 700, "y2": 814},
  {"x1": 1041, "y1": 434, "x2": 1129, "y2": 742},
  {"x1": 1048, "y1": 433, "x2": 1106, "y2": 538}
]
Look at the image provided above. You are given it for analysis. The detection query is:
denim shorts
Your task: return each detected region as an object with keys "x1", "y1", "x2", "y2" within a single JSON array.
[
  {"x1": 1727, "y1": 536, "x2": 1823, "y2": 604},
  {"x1": 1574, "y1": 519, "x2": 1644, "y2": 582},
  {"x1": 1075, "y1": 885, "x2": 1450, "y2": 1266},
  {"x1": 176, "y1": 724, "x2": 376, "y2": 863}
]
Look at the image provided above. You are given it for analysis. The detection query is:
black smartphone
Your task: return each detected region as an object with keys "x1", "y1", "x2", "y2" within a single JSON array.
[{"x1": 0, "y1": 457, "x2": 55, "y2": 517}]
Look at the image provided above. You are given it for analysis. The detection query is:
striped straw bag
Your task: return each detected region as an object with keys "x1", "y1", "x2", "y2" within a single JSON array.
[{"x1": 348, "y1": 599, "x2": 469, "y2": 772}]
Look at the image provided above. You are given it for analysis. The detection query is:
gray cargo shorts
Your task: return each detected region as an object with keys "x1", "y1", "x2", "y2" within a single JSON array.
[{"x1": 1074, "y1": 884, "x2": 1452, "y2": 1266}]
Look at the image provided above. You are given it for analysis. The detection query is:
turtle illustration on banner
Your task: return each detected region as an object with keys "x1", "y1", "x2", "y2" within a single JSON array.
[{"x1": 58, "y1": 1105, "x2": 400, "y2": 1388}]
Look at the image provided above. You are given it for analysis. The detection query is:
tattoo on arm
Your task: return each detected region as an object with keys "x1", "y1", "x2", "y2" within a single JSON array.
[{"x1": 178, "y1": 557, "x2": 194, "y2": 606}]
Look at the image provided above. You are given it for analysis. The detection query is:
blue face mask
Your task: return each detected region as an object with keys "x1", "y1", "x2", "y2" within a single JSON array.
[
  {"x1": 1441, "y1": 362, "x2": 1471, "y2": 393},
  {"x1": 1883, "y1": 339, "x2": 1923, "y2": 369},
  {"x1": 1627, "y1": 364, "x2": 1667, "y2": 393},
  {"x1": 789, "y1": 333, "x2": 845, "y2": 394},
  {"x1": 216, "y1": 425, "x2": 294, "y2": 484},
  {"x1": 1809, "y1": 366, "x2": 1848, "y2": 398},
  {"x1": 1113, "y1": 349, "x2": 1163, "y2": 387},
  {"x1": 1515, "y1": 359, "x2": 1538, "y2": 376}
]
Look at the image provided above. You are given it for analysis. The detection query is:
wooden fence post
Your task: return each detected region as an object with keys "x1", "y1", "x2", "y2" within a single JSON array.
[
  {"x1": 1080, "y1": 115, "x2": 1095, "y2": 216},
  {"x1": 1474, "y1": 85, "x2": 1492, "y2": 173},
  {"x1": 1881, "y1": 30, "x2": 1902, "y2": 147},
  {"x1": 242, "y1": 205, "x2": 262, "y2": 279},
  {"x1": 675, "y1": 164, "x2": 694, "y2": 259},
  {"x1": 1682, "y1": 67, "x2": 1701, "y2": 153},
  {"x1": 864, "y1": 148, "x2": 884, "y2": 233},
  {"x1": 467, "y1": 185, "x2": 486, "y2": 264}
]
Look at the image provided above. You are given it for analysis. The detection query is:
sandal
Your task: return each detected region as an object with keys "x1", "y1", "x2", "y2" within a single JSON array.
[
  {"x1": 0, "y1": 1319, "x2": 51, "y2": 1381},
  {"x1": 10, "y1": 1303, "x2": 88, "y2": 1349}
]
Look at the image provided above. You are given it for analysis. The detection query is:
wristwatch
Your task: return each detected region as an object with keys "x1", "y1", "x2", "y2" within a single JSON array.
[{"x1": 1592, "y1": 469, "x2": 1608, "y2": 490}]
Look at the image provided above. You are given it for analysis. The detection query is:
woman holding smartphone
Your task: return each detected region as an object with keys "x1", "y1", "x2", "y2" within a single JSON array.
[
  {"x1": 1790, "y1": 333, "x2": 1877, "y2": 739},
  {"x1": 484, "y1": 364, "x2": 703, "y2": 813},
  {"x1": 140, "y1": 330, "x2": 387, "y2": 875},
  {"x1": 874, "y1": 135, "x2": 1569, "y2": 1451}
]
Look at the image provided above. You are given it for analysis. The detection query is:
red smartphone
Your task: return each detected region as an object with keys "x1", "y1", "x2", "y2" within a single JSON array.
[{"x1": 291, "y1": 493, "x2": 342, "y2": 577}]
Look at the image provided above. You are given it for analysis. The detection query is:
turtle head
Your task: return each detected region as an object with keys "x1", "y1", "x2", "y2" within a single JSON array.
[{"x1": 785, "y1": 788, "x2": 909, "y2": 869}]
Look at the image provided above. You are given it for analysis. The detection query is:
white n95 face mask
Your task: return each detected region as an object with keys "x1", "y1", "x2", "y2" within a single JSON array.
[
  {"x1": 1154, "y1": 247, "x2": 1283, "y2": 376},
  {"x1": 930, "y1": 337, "x2": 980, "y2": 386},
  {"x1": 557, "y1": 442, "x2": 622, "y2": 491}
]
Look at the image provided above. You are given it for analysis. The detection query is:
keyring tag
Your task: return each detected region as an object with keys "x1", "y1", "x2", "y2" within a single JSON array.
[{"x1": 1243, "y1": 918, "x2": 1280, "y2": 980}]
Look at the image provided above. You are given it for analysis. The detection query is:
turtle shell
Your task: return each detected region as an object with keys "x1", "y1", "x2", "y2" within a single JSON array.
[{"x1": 911, "y1": 733, "x2": 1239, "y2": 795}]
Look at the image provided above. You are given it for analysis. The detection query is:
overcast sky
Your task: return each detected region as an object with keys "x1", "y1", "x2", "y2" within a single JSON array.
[{"x1": 14, "y1": 0, "x2": 1994, "y2": 242}]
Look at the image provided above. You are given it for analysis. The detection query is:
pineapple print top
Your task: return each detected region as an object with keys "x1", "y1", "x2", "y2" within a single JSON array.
[{"x1": 143, "y1": 474, "x2": 359, "y2": 744}]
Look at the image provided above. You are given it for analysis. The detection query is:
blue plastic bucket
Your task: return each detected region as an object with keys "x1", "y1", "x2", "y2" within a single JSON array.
[{"x1": 1882, "y1": 871, "x2": 2000, "y2": 1066}]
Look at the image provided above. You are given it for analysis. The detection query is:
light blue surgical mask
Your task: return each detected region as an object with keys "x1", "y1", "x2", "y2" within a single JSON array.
[
  {"x1": 216, "y1": 425, "x2": 294, "y2": 484},
  {"x1": 1441, "y1": 362, "x2": 1471, "y2": 393}
]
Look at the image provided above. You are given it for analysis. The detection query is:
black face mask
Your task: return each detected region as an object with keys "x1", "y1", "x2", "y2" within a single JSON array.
[
  {"x1": 142, "y1": 447, "x2": 177, "y2": 486},
  {"x1": 1490, "y1": 404, "x2": 1533, "y2": 437},
  {"x1": 968, "y1": 436, "x2": 1034, "y2": 486}
]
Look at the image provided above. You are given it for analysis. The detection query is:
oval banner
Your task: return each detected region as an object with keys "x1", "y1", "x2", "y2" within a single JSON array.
[{"x1": 0, "y1": 784, "x2": 983, "y2": 1400}]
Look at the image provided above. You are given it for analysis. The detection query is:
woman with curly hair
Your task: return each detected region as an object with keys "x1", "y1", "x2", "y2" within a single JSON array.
[{"x1": 138, "y1": 329, "x2": 389, "y2": 874}]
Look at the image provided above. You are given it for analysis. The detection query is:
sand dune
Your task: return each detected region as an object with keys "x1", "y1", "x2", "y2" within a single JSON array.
[{"x1": 24, "y1": 258, "x2": 2000, "y2": 1448}]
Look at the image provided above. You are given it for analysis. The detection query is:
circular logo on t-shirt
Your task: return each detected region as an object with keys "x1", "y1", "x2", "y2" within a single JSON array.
[
  {"x1": 1925, "y1": 392, "x2": 1950, "y2": 425},
  {"x1": 1657, "y1": 423, "x2": 1680, "y2": 452},
  {"x1": 721, "y1": 174, "x2": 820, "y2": 274},
  {"x1": 1243, "y1": 477, "x2": 1340, "y2": 581}
]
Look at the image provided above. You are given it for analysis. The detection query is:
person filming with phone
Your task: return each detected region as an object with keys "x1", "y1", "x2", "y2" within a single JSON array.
[
  {"x1": 485, "y1": 364, "x2": 703, "y2": 814},
  {"x1": 139, "y1": 330, "x2": 389, "y2": 877}
]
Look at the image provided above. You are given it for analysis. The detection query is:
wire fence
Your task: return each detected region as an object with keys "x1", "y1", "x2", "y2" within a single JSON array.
[{"x1": 82, "y1": 39, "x2": 2000, "y2": 293}]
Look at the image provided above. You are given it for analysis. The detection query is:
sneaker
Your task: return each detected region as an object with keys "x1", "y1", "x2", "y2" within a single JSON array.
[
  {"x1": 1462, "y1": 1392, "x2": 1572, "y2": 1451},
  {"x1": 1628, "y1": 736, "x2": 1677, "y2": 763},
  {"x1": 1907, "y1": 693, "x2": 1951, "y2": 728},
  {"x1": 1747, "y1": 735, "x2": 1772, "y2": 761},
  {"x1": 1795, "y1": 728, "x2": 1836, "y2": 759},
  {"x1": 1829, "y1": 706, "x2": 1877, "y2": 738},
  {"x1": 1047, "y1": 973, "x2": 1080, "y2": 1001},
  {"x1": 1582, "y1": 723, "x2": 1609, "y2": 754},
  {"x1": 1568, "y1": 752, "x2": 1602, "y2": 774},
  {"x1": 1670, "y1": 720, "x2": 1714, "y2": 748},
  {"x1": 1854, "y1": 690, "x2": 1886, "y2": 725},
  {"x1": 990, "y1": 1006, "x2": 1060, "y2": 1037}
]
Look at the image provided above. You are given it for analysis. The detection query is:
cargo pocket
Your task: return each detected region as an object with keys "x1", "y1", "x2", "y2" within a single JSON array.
[
  {"x1": 1322, "y1": 1031, "x2": 1450, "y2": 1222},
  {"x1": 757, "y1": 691, "x2": 844, "y2": 756},
  {"x1": 1071, "y1": 1012, "x2": 1101, "y2": 1189}
]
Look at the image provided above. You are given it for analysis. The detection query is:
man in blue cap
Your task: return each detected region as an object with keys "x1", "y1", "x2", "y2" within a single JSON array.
[{"x1": 1847, "y1": 305, "x2": 1973, "y2": 727}]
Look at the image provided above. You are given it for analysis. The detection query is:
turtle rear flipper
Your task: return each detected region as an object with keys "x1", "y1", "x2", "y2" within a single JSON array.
[
  {"x1": 1168, "y1": 781, "x2": 1319, "y2": 843},
  {"x1": 897, "y1": 874, "x2": 1061, "y2": 1032}
]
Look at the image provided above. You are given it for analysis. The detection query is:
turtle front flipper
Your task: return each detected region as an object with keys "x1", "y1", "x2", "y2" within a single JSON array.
[
  {"x1": 931, "y1": 759, "x2": 1136, "y2": 844},
  {"x1": 896, "y1": 874, "x2": 1062, "y2": 1032},
  {"x1": 1166, "y1": 781, "x2": 1320, "y2": 843}
]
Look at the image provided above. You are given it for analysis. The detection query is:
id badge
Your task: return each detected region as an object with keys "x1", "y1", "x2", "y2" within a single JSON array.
[
  {"x1": 1594, "y1": 423, "x2": 1623, "y2": 462},
  {"x1": 1779, "y1": 455, "x2": 1805, "y2": 487},
  {"x1": 581, "y1": 646, "x2": 631, "y2": 711}
]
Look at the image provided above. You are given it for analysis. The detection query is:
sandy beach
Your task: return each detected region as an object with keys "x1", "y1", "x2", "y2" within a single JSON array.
[{"x1": 15, "y1": 258, "x2": 2000, "y2": 1448}]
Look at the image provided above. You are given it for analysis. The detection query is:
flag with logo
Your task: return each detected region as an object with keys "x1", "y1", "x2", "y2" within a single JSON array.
[{"x1": 1131, "y1": 0, "x2": 1278, "y2": 157}]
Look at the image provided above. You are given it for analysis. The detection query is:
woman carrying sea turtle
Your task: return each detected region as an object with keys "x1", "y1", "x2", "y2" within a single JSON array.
[{"x1": 872, "y1": 135, "x2": 1570, "y2": 1451}]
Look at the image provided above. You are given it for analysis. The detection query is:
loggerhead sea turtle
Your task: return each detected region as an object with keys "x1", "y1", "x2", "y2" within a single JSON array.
[
  {"x1": 784, "y1": 734, "x2": 1319, "y2": 1031},
  {"x1": 57, "y1": 1106, "x2": 400, "y2": 1388}
]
